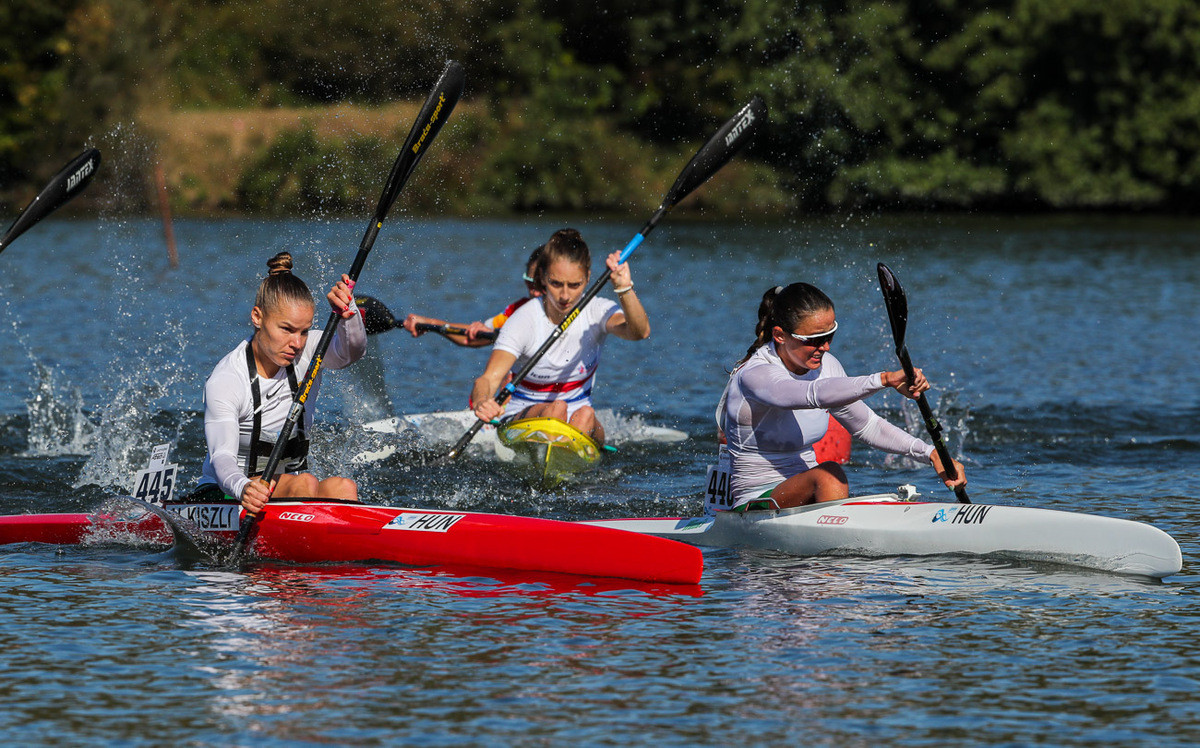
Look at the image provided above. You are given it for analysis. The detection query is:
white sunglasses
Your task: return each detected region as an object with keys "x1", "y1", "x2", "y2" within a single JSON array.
[{"x1": 788, "y1": 320, "x2": 838, "y2": 346}]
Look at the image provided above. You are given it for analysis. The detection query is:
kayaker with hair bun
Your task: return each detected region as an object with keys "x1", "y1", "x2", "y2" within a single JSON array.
[
  {"x1": 717, "y1": 282, "x2": 966, "y2": 511},
  {"x1": 197, "y1": 251, "x2": 366, "y2": 515},
  {"x1": 470, "y1": 228, "x2": 650, "y2": 444},
  {"x1": 401, "y1": 245, "x2": 544, "y2": 347}
]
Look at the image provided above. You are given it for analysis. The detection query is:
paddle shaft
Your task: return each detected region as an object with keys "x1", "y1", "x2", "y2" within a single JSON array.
[
  {"x1": 414, "y1": 322, "x2": 497, "y2": 341},
  {"x1": 895, "y1": 334, "x2": 969, "y2": 504},
  {"x1": 231, "y1": 61, "x2": 464, "y2": 559}
]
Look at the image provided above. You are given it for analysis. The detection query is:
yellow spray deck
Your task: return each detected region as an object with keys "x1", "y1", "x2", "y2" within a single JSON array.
[{"x1": 497, "y1": 417, "x2": 603, "y2": 487}]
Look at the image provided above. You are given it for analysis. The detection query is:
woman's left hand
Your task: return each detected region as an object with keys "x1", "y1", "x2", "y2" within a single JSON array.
[
  {"x1": 606, "y1": 251, "x2": 632, "y2": 289},
  {"x1": 327, "y1": 274, "x2": 357, "y2": 319},
  {"x1": 931, "y1": 450, "x2": 967, "y2": 490}
]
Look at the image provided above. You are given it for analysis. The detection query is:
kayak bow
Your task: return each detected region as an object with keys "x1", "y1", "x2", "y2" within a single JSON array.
[
  {"x1": 584, "y1": 491, "x2": 1182, "y2": 578},
  {"x1": 497, "y1": 417, "x2": 602, "y2": 486}
]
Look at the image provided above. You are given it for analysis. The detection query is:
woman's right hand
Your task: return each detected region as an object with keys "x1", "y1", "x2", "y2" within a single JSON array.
[
  {"x1": 473, "y1": 399, "x2": 504, "y2": 424},
  {"x1": 931, "y1": 450, "x2": 968, "y2": 491},
  {"x1": 402, "y1": 314, "x2": 431, "y2": 338},
  {"x1": 882, "y1": 368, "x2": 929, "y2": 399},
  {"x1": 464, "y1": 321, "x2": 490, "y2": 342},
  {"x1": 241, "y1": 478, "x2": 273, "y2": 516}
]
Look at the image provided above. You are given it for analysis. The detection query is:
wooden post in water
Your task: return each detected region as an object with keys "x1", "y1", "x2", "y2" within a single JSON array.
[{"x1": 154, "y1": 162, "x2": 179, "y2": 269}]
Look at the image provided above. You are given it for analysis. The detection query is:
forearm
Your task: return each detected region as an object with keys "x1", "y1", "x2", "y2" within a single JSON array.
[
  {"x1": 745, "y1": 368, "x2": 885, "y2": 410},
  {"x1": 204, "y1": 419, "x2": 250, "y2": 499},
  {"x1": 471, "y1": 373, "x2": 502, "y2": 408},
  {"x1": 613, "y1": 288, "x2": 650, "y2": 340},
  {"x1": 328, "y1": 310, "x2": 367, "y2": 367}
]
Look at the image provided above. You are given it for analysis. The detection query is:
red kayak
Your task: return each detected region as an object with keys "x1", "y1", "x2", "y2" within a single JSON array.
[{"x1": 0, "y1": 500, "x2": 704, "y2": 585}]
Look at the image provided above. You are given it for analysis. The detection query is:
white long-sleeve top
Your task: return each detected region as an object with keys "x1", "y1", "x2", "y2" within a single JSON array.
[
  {"x1": 720, "y1": 342, "x2": 932, "y2": 499},
  {"x1": 199, "y1": 312, "x2": 365, "y2": 499}
]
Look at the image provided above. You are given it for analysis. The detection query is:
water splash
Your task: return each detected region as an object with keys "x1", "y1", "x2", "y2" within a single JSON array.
[
  {"x1": 885, "y1": 386, "x2": 971, "y2": 470},
  {"x1": 74, "y1": 319, "x2": 194, "y2": 491},
  {"x1": 23, "y1": 362, "x2": 97, "y2": 457}
]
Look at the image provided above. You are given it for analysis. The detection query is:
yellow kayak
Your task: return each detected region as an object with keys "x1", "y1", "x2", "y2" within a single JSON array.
[{"x1": 497, "y1": 417, "x2": 602, "y2": 486}]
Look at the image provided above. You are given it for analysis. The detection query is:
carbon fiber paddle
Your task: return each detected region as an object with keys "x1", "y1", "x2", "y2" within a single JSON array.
[
  {"x1": 231, "y1": 61, "x2": 465, "y2": 561},
  {"x1": 877, "y1": 262, "x2": 970, "y2": 504}
]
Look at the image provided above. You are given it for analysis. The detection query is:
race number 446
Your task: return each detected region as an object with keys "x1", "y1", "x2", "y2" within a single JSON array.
[
  {"x1": 133, "y1": 443, "x2": 179, "y2": 506},
  {"x1": 703, "y1": 447, "x2": 733, "y2": 513}
]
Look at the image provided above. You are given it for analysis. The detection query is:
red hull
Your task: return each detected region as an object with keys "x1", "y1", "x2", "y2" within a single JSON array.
[
  {"x1": 0, "y1": 512, "x2": 171, "y2": 546},
  {"x1": 0, "y1": 502, "x2": 703, "y2": 585}
]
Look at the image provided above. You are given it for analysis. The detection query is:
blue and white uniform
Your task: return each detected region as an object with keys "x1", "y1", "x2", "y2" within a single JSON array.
[
  {"x1": 199, "y1": 313, "x2": 366, "y2": 499},
  {"x1": 493, "y1": 296, "x2": 619, "y2": 419},
  {"x1": 719, "y1": 342, "x2": 932, "y2": 509}
]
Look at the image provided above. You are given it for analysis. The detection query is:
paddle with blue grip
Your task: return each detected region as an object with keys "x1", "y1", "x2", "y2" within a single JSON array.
[
  {"x1": 444, "y1": 95, "x2": 767, "y2": 460},
  {"x1": 230, "y1": 61, "x2": 465, "y2": 561},
  {"x1": 877, "y1": 262, "x2": 970, "y2": 504}
]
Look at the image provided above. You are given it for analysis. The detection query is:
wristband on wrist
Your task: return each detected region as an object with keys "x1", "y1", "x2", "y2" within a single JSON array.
[{"x1": 614, "y1": 283, "x2": 634, "y2": 295}]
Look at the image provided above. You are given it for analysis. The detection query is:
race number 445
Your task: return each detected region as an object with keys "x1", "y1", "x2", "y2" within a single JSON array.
[{"x1": 133, "y1": 443, "x2": 179, "y2": 506}]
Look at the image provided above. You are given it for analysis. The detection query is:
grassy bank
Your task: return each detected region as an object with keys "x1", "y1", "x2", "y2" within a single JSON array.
[{"x1": 137, "y1": 101, "x2": 792, "y2": 218}]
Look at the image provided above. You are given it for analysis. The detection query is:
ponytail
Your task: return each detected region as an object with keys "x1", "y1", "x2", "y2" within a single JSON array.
[{"x1": 736, "y1": 282, "x2": 834, "y2": 365}]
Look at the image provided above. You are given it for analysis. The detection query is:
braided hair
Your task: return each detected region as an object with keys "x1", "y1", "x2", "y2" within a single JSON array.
[
  {"x1": 737, "y1": 283, "x2": 834, "y2": 365},
  {"x1": 254, "y1": 252, "x2": 313, "y2": 315}
]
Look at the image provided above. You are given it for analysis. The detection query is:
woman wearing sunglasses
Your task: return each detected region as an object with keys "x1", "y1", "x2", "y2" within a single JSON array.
[
  {"x1": 401, "y1": 245, "x2": 544, "y2": 347},
  {"x1": 717, "y1": 282, "x2": 966, "y2": 511}
]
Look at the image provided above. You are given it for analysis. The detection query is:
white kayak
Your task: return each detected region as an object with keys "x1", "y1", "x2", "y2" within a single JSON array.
[
  {"x1": 356, "y1": 409, "x2": 687, "y2": 462},
  {"x1": 582, "y1": 489, "x2": 1183, "y2": 578}
]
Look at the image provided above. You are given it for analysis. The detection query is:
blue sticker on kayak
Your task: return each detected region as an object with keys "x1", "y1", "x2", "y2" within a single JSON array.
[{"x1": 384, "y1": 513, "x2": 465, "y2": 533}]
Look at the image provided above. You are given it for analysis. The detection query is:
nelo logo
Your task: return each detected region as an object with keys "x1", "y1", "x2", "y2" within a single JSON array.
[
  {"x1": 279, "y1": 512, "x2": 315, "y2": 522},
  {"x1": 816, "y1": 515, "x2": 848, "y2": 525}
]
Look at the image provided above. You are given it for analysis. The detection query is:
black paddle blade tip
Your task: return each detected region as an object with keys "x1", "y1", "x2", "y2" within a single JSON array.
[
  {"x1": 663, "y1": 95, "x2": 768, "y2": 208},
  {"x1": 876, "y1": 262, "x2": 908, "y2": 347},
  {"x1": 356, "y1": 294, "x2": 399, "y2": 334}
]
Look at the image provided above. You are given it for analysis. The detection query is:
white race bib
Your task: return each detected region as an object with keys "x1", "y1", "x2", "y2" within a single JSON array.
[
  {"x1": 703, "y1": 446, "x2": 733, "y2": 514},
  {"x1": 133, "y1": 443, "x2": 179, "y2": 506}
]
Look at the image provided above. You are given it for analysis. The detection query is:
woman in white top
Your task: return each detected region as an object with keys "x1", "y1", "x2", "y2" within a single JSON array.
[
  {"x1": 198, "y1": 252, "x2": 366, "y2": 515},
  {"x1": 720, "y1": 282, "x2": 966, "y2": 510},
  {"x1": 470, "y1": 228, "x2": 650, "y2": 444}
]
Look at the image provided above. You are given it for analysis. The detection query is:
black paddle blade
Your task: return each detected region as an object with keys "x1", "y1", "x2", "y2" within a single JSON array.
[
  {"x1": 1, "y1": 148, "x2": 101, "y2": 254},
  {"x1": 877, "y1": 262, "x2": 909, "y2": 350},
  {"x1": 355, "y1": 294, "x2": 399, "y2": 334},
  {"x1": 375, "y1": 60, "x2": 465, "y2": 222},
  {"x1": 662, "y1": 95, "x2": 767, "y2": 209}
]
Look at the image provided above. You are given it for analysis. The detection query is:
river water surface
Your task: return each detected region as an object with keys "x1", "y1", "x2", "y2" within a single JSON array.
[{"x1": 2, "y1": 214, "x2": 1199, "y2": 745}]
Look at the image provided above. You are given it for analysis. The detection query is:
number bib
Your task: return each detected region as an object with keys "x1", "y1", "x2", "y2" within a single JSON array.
[
  {"x1": 703, "y1": 446, "x2": 733, "y2": 514},
  {"x1": 133, "y1": 443, "x2": 179, "y2": 505}
]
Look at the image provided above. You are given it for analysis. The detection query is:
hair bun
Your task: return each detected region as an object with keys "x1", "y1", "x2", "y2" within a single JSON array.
[{"x1": 266, "y1": 251, "x2": 294, "y2": 277}]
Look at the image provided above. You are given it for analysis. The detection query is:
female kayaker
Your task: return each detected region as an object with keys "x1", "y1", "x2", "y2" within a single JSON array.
[
  {"x1": 470, "y1": 228, "x2": 649, "y2": 443},
  {"x1": 401, "y1": 245, "x2": 543, "y2": 347},
  {"x1": 719, "y1": 282, "x2": 966, "y2": 510},
  {"x1": 198, "y1": 252, "x2": 367, "y2": 516}
]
